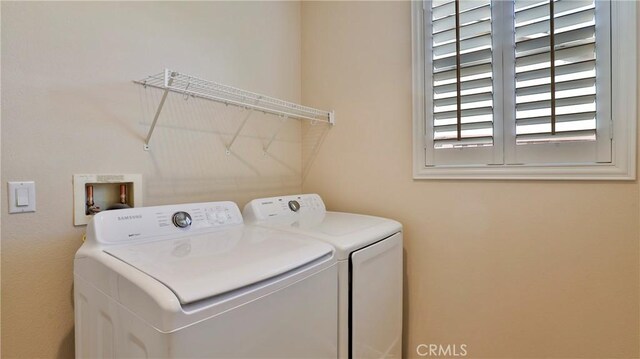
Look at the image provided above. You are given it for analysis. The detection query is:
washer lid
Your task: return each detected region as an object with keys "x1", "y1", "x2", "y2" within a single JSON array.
[{"x1": 104, "y1": 226, "x2": 333, "y2": 304}]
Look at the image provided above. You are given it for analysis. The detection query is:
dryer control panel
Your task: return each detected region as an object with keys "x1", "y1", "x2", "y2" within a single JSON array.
[
  {"x1": 243, "y1": 194, "x2": 326, "y2": 222},
  {"x1": 87, "y1": 201, "x2": 243, "y2": 245}
]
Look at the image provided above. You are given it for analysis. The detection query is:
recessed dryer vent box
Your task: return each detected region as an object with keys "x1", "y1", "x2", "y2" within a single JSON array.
[{"x1": 73, "y1": 174, "x2": 142, "y2": 226}]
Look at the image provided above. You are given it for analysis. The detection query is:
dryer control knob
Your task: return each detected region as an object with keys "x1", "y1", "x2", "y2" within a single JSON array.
[
  {"x1": 288, "y1": 200, "x2": 301, "y2": 212},
  {"x1": 172, "y1": 211, "x2": 192, "y2": 228}
]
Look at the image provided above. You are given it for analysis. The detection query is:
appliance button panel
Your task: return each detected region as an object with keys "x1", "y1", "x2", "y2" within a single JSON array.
[
  {"x1": 204, "y1": 206, "x2": 239, "y2": 226},
  {"x1": 248, "y1": 195, "x2": 326, "y2": 219},
  {"x1": 157, "y1": 205, "x2": 241, "y2": 229}
]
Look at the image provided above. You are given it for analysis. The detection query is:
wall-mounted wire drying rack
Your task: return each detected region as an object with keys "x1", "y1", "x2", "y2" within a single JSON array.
[{"x1": 134, "y1": 69, "x2": 335, "y2": 152}]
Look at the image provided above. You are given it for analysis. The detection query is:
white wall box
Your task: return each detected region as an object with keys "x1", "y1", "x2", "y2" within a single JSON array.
[{"x1": 73, "y1": 174, "x2": 142, "y2": 226}]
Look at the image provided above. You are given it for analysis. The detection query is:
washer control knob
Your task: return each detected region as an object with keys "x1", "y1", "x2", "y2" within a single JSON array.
[
  {"x1": 288, "y1": 200, "x2": 301, "y2": 212},
  {"x1": 172, "y1": 211, "x2": 192, "y2": 228}
]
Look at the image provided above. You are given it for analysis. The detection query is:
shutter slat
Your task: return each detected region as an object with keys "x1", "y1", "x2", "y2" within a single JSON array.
[
  {"x1": 434, "y1": 19, "x2": 491, "y2": 46},
  {"x1": 515, "y1": 0, "x2": 547, "y2": 13},
  {"x1": 434, "y1": 77, "x2": 493, "y2": 96},
  {"x1": 434, "y1": 48, "x2": 493, "y2": 72},
  {"x1": 432, "y1": 4, "x2": 491, "y2": 33},
  {"x1": 432, "y1": 0, "x2": 455, "y2": 10},
  {"x1": 515, "y1": 25, "x2": 594, "y2": 56},
  {"x1": 517, "y1": 123, "x2": 596, "y2": 136},
  {"x1": 516, "y1": 130, "x2": 596, "y2": 144},
  {"x1": 516, "y1": 77, "x2": 595, "y2": 97},
  {"x1": 554, "y1": 41, "x2": 595, "y2": 63},
  {"x1": 516, "y1": 94, "x2": 595, "y2": 112},
  {"x1": 435, "y1": 114, "x2": 494, "y2": 127},
  {"x1": 434, "y1": 106, "x2": 493, "y2": 120},
  {"x1": 434, "y1": 33, "x2": 492, "y2": 58},
  {"x1": 515, "y1": 8, "x2": 594, "y2": 41},
  {"x1": 434, "y1": 1, "x2": 488, "y2": 20},
  {"x1": 433, "y1": 1, "x2": 491, "y2": 20},
  {"x1": 515, "y1": 111, "x2": 596, "y2": 125},
  {"x1": 434, "y1": 91, "x2": 493, "y2": 108},
  {"x1": 434, "y1": 63, "x2": 492, "y2": 84},
  {"x1": 515, "y1": 0, "x2": 593, "y2": 27},
  {"x1": 435, "y1": 120, "x2": 494, "y2": 132},
  {"x1": 434, "y1": 122, "x2": 494, "y2": 140},
  {"x1": 519, "y1": 126, "x2": 595, "y2": 136},
  {"x1": 515, "y1": 43, "x2": 595, "y2": 73},
  {"x1": 516, "y1": 59, "x2": 594, "y2": 82}
]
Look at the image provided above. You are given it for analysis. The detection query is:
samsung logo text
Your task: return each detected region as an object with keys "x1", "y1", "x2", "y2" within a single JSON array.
[{"x1": 117, "y1": 215, "x2": 142, "y2": 221}]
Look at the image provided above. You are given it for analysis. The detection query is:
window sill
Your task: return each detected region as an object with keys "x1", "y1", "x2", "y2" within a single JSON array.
[{"x1": 413, "y1": 162, "x2": 636, "y2": 181}]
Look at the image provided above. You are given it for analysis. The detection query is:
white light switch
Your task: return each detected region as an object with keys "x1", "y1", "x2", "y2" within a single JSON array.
[
  {"x1": 16, "y1": 188, "x2": 29, "y2": 206},
  {"x1": 8, "y1": 181, "x2": 36, "y2": 213}
]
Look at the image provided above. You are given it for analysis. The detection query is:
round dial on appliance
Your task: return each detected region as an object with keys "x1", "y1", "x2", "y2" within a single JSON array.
[
  {"x1": 288, "y1": 200, "x2": 301, "y2": 212},
  {"x1": 172, "y1": 211, "x2": 192, "y2": 228}
]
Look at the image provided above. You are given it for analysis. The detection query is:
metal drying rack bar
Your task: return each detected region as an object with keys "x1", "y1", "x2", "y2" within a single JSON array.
[{"x1": 134, "y1": 69, "x2": 335, "y2": 151}]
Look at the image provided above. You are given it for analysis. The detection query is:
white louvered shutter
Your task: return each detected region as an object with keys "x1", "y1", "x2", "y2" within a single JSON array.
[
  {"x1": 417, "y1": 0, "x2": 631, "y2": 177},
  {"x1": 506, "y1": 0, "x2": 611, "y2": 164},
  {"x1": 425, "y1": 0, "x2": 504, "y2": 165}
]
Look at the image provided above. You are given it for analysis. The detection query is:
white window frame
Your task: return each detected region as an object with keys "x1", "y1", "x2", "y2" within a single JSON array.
[{"x1": 412, "y1": 0, "x2": 636, "y2": 180}]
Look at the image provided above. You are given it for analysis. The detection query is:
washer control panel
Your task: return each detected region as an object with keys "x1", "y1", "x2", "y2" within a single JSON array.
[
  {"x1": 90, "y1": 201, "x2": 243, "y2": 244},
  {"x1": 243, "y1": 194, "x2": 326, "y2": 222},
  {"x1": 155, "y1": 203, "x2": 241, "y2": 229}
]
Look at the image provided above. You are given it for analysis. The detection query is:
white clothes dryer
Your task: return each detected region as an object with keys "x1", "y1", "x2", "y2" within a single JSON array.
[
  {"x1": 244, "y1": 194, "x2": 403, "y2": 358},
  {"x1": 74, "y1": 201, "x2": 338, "y2": 358}
]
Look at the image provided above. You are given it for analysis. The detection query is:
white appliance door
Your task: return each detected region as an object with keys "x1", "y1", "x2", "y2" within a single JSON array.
[{"x1": 351, "y1": 232, "x2": 403, "y2": 358}]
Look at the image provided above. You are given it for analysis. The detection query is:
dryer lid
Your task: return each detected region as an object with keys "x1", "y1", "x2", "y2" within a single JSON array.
[
  {"x1": 262, "y1": 212, "x2": 402, "y2": 260},
  {"x1": 104, "y1": 226, "x2": 333, "y2": 304},
  {"x1": 292, "y1": 212, "x2": 388, "y2": 236}
]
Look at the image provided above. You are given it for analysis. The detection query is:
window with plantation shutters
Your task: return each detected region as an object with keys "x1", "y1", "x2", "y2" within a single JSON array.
[{"x1": 413, "y1": 0, "x2": 635, "y2": 179}]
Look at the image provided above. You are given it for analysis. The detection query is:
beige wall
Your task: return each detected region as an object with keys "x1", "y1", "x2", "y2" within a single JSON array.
[
  {"x1": 1, "y1": 2, "x2": 303, "y2": 357},
  {"x1": 301, "y1": 1, "x2": 640, "y2": 358},
  {"x1": 2, "y1": 1, "x2": 639, "y2": 359}
]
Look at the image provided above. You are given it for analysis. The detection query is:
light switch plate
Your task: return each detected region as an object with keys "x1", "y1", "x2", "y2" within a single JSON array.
[{"x1": 8, "y1": 181, "x2": 36, "y2": 213}]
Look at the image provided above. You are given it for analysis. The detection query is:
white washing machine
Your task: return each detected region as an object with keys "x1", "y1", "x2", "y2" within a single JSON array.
[
  {"x1": 244, "y1": 194, "x2": 403, "y2": 358},
  {"x1": 74, "y1": 201, "x2": 338, "y2": 358}
]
